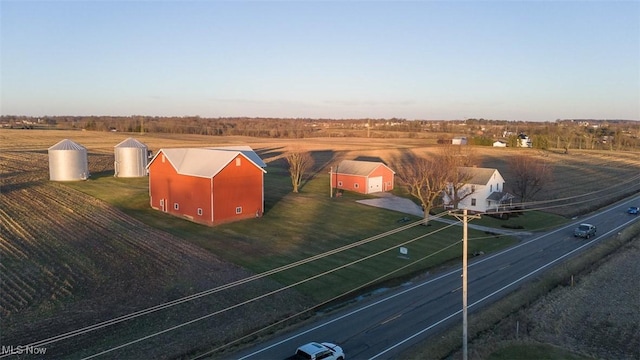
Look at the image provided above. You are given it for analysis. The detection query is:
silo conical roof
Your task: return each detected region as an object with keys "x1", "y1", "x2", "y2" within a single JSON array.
[
  {"x1": 114, "y1": 137, "x2": 148, "y2": 177},
  {"x1": 115, "y1": 137, "x2": 147, "y2": 148},
  {"x1": 49, "y1": 139, "x2": 86, "y2": 151}
]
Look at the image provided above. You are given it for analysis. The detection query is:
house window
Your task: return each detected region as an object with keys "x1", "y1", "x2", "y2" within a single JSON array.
[
  {"x1": 490, "y1": 184, "x2": 493, "y2": 192},
  {"x1": 174, "y1": 203, "x2": 179, "y2": 210},
  {"x1": 161, "y1": 154, "x2": 165, "y2": 163},
  {"x1": 235, "y1": 206, "x2": 242, "y2": 214},
  {"x1": 471, "y1": 198, "x2": 476, "y2": 206},
  {"x1": 354, "y1": 183, "x2": 359, "y2": 189},
  {"x1": 337, "y1": 181, "x2": 343, "y2": 187},
  {"x1": 471, "y1": 185, "x2": 476, "y2": 192},
  {"x1": 236, "y1": 158, "x2": 241, "y2": 166},
  {"x1": 197, "y1": 208, "x2": 203, "y2": 216}
]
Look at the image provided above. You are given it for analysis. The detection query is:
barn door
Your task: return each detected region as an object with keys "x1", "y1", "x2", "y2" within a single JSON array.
[{"x1": 368, "y1": 176, "x2": 383, "y2": 193}]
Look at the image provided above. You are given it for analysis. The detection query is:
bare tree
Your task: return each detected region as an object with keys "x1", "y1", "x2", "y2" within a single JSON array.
[
  {"x1": 285, "y1": 149, "x2": 314, "y2": 193},
  {"x1": 443, "y1": 167, "x2": 477, "y2": 209},
  {"x1": 394, "y1": 148, "x2": 463, "y2": 224},
  {"x1": 507, "y1": 154, "x2": 552, "y2": 205},
  {"x1": 437, "y1": 145, "x2": 479, "y2": 209}
]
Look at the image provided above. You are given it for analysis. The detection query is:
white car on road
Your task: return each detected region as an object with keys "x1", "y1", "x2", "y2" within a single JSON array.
[{"x1": 291, "y1": 342, "x2": 345, "y2": 360}]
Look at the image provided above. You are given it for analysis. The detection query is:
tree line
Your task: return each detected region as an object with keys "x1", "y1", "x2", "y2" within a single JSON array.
[{"x1": 2, "y1": 115, "x2": 639, "y2": 150}]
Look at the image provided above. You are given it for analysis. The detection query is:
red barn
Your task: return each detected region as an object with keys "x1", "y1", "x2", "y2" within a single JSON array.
[
  {"x1": 331, "y1": 160, "x2": 395, "y2": 194},
  {"x1": 147, "y1": 146, "x2": 266, "y2": 226}
]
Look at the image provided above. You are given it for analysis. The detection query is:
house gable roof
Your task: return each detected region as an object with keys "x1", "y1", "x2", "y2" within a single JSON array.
[
  {"x1": 458, "y1": 167, "x2": 500, "y2": 185},
  {"x1": 148, "y1": 147, "x2": 266, "y2": 178},
  {"x1": 336, "y1": 160, "x2": 395, "y2": 177}
]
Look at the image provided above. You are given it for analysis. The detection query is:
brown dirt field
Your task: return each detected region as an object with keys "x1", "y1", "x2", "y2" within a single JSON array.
[
  {"x1": 0, "y1": 130, "x2": 311, "y2": 358},
  {"x1": 460, "y1": 232, "x2": 640, "y2": 360},
  {"x1": 1, "y1": 129, "x2": 639, "y2": 358}
]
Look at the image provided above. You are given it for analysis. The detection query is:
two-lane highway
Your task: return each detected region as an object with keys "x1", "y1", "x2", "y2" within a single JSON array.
[{"x1": 232, "y1": 195, "x2": 640, "y2": 360}]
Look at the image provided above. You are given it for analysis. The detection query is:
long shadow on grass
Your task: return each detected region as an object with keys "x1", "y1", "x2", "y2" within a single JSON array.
[
  {"x1": 255, "y1": 146, "x2": 285, "y2": 164},
  {"x1": 263, "y1": 150, "x2": 338, "y2": 213}
]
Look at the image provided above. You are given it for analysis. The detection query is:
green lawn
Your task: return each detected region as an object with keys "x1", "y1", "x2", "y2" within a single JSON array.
[
  {"x1": 66, "y1": 169, "x2": 521, "y2": 303},
  {"x1": 472, "y1": 210, "x2": 568, "y2": 232}
]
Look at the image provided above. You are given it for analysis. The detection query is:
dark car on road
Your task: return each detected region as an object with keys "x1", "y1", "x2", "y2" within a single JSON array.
[
  {"x1": 574, "y1": 223, "x2": 597, "y2": 239},
  {"x1": 628, "y1": 206, "x2": 639, "y2": 215}
]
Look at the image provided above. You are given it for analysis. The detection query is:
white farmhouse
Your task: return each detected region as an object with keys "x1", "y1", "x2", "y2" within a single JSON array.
[
  {"x1": 452, "y1": 136, "x2": 468, "y2": 145},
  {"x1": 517, "y1": 133, "x2": 532, "y2": 148},
  {"x1": 443, "y1": 167, "x2": 514, "y2": 213}
]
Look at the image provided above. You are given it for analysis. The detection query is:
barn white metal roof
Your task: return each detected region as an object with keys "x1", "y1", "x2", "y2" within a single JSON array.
[
  {"x1": 335, "y1": 160, "x2": 395, "y2": 176},
  {"x1": 150, "y1": 147, "x2": 266, "y2": 178},
  {"x1": 205, "y1": 145, "x2": 267, "y2": 168}
]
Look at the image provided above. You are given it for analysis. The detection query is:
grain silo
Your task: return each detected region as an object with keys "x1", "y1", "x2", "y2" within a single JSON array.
[
  {"x1": 48, "y1": 139, "x2": 89, "y2": 181},
  {"x1": 114, "y1": 137, "x2": 149, "y2": 177}
]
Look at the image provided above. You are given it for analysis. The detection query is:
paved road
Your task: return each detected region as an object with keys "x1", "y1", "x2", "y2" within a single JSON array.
[{"x1": 232, "y1": 195, "x2": 640, "y2": 360}]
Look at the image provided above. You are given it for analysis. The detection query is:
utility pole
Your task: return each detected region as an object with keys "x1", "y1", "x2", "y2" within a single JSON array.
[
  {"x1": 450, "y1": 208, "x2": 480, "y2": 360},
  {"x1": 329, "y1": 166, "x2": 333, "y2": 198}
]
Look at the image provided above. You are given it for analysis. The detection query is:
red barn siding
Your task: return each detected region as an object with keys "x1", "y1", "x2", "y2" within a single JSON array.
[
  {"x1": 148, "y1": 150, "x2": 264, "y2": 226},
  {"x1": 333, "y1": 174, "x2": 367, "y2": 194},
  {"x1": 332, "y1": 163, "x2": 395, "y2": 195},
  {"x1": 212, "y1": 155, "x2": 264, "y2": 224},
  {"x1": 149, "y1": 153, "x2": 214, "y2": 224}
]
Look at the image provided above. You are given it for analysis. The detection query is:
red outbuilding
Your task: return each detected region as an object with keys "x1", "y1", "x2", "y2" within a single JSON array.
[
  {"x1": 331, "y1": 160, "x2": 395, "y2": 195},
  {"x1": 147, "y1": 146, "x2": 266, "y2": 226}
]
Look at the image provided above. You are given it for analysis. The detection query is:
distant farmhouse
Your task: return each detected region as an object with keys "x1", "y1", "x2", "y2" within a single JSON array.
[
  {"x1": 517, "y1": 133, "x2": 533, "y2": 148},
  {"x1": 443, "y1": 167, "x2": 514, "y2": 214},
  {"x1": 331, "y1": 160, "x2": 395, "y2": 195},
  {"x1": 147, "y1": 146, "x2": 266, "y2": 226},
  {"x1": 437, "y1": 136, "x2": 468, "y2": 145},
  {"x1": 493, "y1": 140, "x2": 507, "y2": 147},
  {"x1": 452, "y1": 136, "x2": 468, "y2": 145}
]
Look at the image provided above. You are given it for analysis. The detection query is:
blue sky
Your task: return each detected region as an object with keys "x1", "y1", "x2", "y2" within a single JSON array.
[{"x1": 2, "y1": 1, "x2": 638, "y2": 121}]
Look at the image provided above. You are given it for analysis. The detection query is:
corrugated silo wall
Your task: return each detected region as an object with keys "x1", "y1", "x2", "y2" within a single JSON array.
[
  {"x1": 49, "y1": 149, "x2": 89, "y2": 181},
  {"x1": 114, "y1": 147, "x2": 148, "y2": 177}
]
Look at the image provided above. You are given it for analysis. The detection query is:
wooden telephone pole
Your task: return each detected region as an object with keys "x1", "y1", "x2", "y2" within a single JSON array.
[{"x1": 449, "y1": 208, "x2": 480, "y2": 360}]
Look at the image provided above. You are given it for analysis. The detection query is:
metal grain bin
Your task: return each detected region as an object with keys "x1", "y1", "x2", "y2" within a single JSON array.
[
  {"x1": 48, "y1": 139, "x2": 89, "y2": 181},
  {"x1": 114, "y1": 137, "x2": 148, "y2": 177}
]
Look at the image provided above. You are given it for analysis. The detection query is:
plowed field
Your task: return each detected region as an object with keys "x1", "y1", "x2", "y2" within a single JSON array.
[
  {"x1": 0, "y1": 131, "x2": 308, "y2": 358},
  {"x1": 2, "y1": 129, "x2": 639, "y2": 359}
]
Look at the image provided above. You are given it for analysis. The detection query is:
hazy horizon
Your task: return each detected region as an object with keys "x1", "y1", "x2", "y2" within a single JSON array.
[{"x1": 2, "y1": 1, "x2": 638, "y2": 122}]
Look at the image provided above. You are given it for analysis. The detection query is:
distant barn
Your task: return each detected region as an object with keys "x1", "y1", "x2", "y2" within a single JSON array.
[
  {"x1": 332, "y1": 160, "x2": 395, "y2": 194},
  {"x1": 147, "y1": 146, "x2": 266, "y2": 226},
  {"x1": 48, "y1": 139, "x2": 89, "y2": 181},
  {"x1": 114, "y1": 137, "x2": 149, "y2": 177}
]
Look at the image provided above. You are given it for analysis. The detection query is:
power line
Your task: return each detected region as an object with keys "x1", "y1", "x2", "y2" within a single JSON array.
[
  {"x1": 81, "y1": 223, "x2": 459, "y2": 359},
  {"x1": 14, "y1": 175, "x2": 640, "y2": 356},
  {"x1": 194, "y1": 233, "x2": 464, "y2": 359},
  {"x1": 19, "y1": 215, "x2": 448, "y2": 351}
]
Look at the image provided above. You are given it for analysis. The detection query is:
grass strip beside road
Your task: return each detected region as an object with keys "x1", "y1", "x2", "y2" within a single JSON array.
[{"x1": 65, "y1": 170, "x2": 520, "y2": 304}]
